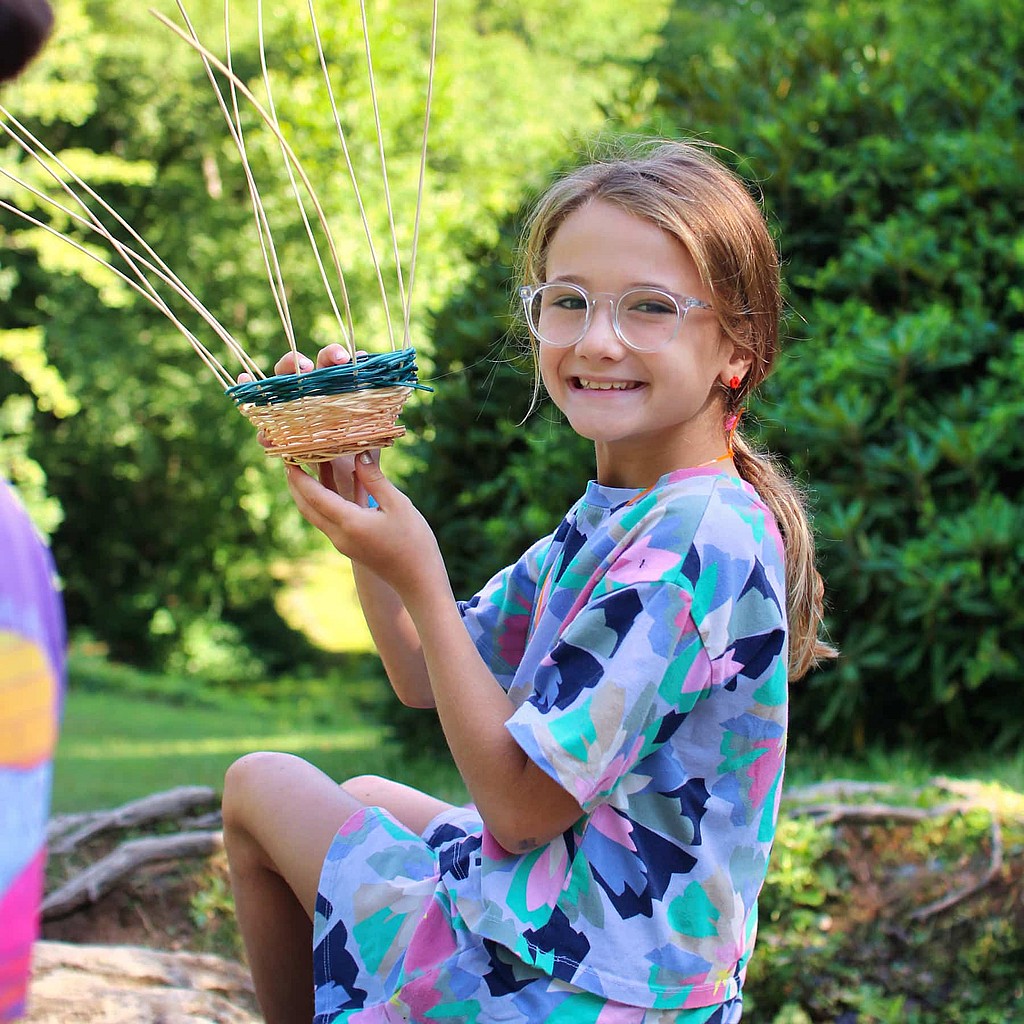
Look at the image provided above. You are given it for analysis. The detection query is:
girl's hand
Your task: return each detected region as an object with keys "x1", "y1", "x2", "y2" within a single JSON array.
[
  {"x1": 285, "y1": 451, "x2": 448, "y2": 607},
  {"x1": 237, "y1": 345, "x2": 379, "y2": 504}
]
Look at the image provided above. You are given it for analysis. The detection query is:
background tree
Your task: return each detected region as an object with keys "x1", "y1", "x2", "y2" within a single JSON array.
[
  {"x1": 405, "y1": 0, "x2": 1024, "y2": 753},
  {"x1": 0, "y1": 0, "x2": 671, "y2": 672}
]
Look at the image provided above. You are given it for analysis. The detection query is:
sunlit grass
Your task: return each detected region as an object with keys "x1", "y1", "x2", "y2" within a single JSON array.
[
  {"x1": 273, "y1": 537, "x2": 374, "y2": 654},
  {"x1": 786, "y1": 740, "x2": 1024, "y2": 794},
  {"x1": 53, "y1": 687, "x2": 467, "y2": 813},
  {"x1": 52, "y1": 689, "x2": 378, "y2": 812},
  {"x1": 52, "y1": 555, "x2": 472, "y2": 813}
]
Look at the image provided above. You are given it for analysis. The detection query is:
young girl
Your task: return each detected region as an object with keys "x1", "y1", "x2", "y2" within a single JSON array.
[{"x1": 224, "y1": 139, "x2": 835, "y2": 1024}]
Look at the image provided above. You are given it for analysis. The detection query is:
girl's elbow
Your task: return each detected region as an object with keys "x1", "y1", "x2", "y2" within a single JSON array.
[
  {"x1": 394, "y1": 690, "x2": 436, "y2": 709},
  {"x1": 490, "y1": 823, "x2": 550, "y2": 855},
  {"x1": 487, "y1": 803, "x2": 580, "y2": 855}
]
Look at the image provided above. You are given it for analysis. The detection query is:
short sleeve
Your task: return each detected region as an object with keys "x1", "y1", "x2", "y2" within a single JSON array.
[
  {"x1": 457, "y1": 535, "x2": 550, "y2": 690},
  {"x1": 504, "y1": 579, "x2": 711, "y2": 812}
]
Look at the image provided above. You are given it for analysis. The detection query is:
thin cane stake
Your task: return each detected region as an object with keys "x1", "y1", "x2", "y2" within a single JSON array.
[
  {"x1": 151, "y1": 8, "x2": 357, "y2": 353},
  {"x1": 253, "y1": 0, "x2": 354, "y2": 352},
  {"x1": 181, "y1": 0, "x2": 328, "y2": 365},
  {"x1": 0, "y1": 194, "x2": 237, "y2": 388},
  {"x1": 307, "y1": 0, "x2": 395, "y2": 351},
  {"x1": 220, "y1": 0, "x2": 296, "y2": 355},
  {"x1": 403, "y1": 0, "x2": 438, "y2": 349},
  {"x1": 358, "y1": 0, "x2": 409, "y2": 343},
  {"x1": 0, "y1": 110, "x2": 257, "y2": 376},
  {"x1": 0, "y1": 110, "x2": 260, "y2": 380}
]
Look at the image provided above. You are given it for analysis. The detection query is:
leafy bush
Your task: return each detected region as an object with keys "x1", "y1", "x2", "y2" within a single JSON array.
[
  {"x1": 649, "y1": 0, "x2": 1024, "y2": 750},
  {"x1": 407, "y1": 0, "x2": 1024, "y2": 753},
  {"x1": 745, "y1": 793, "x2": 1024, "y2": 1023}
]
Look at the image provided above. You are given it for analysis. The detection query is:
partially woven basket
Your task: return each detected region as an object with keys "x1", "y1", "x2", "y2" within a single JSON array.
[
  {"x1": 226, "y1": 349, "x2": 428, "y2": 463},
  {"x1": 0, "y1": 1, "x2": 439, "y2": 467}
]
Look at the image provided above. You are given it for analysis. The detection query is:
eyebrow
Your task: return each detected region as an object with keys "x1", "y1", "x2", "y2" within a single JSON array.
[
  {"x1": 548, "y1": 274, "x2": 684, "y2": 290},
  {"x1": 546, "y1": 275, "x2": 688, "y2": 294}
]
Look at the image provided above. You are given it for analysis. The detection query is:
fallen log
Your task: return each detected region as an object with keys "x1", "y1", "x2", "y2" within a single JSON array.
[
  {"x1": 42, "y1": 829, "x2": 224, "y2": 920},
  {"x1": 48, "y1": 785, "x2": 219, "y2": 855}
]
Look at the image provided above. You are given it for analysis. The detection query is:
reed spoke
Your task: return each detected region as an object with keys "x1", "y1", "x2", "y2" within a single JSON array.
[
  {"x1": 403, "y1": 0, "x2": 439, "y2": 349},
  {"x1": 307, "y1": 0, "x2": 395, "y2": 350},
  {"x1": 358, "y1": 0, "x2": 408, "y2": 347},
  {"x1": 153, "y1": 8, "x2": 357, "y2": 352},
  {"x1": 220, "y1": 0, "x2": 297, "y2": 355}
]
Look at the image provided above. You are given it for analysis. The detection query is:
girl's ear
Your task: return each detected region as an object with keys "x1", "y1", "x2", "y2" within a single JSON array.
[{"x1": 721, "y1": 345, "x2": 755, "y2": 388}]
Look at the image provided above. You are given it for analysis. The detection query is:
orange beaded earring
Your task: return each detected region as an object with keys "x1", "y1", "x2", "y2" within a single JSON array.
[{"x1": 723, "y1": 375, "x2": 745, "y2": 456}]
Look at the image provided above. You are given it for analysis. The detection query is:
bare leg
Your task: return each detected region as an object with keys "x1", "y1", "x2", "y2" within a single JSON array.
[
  {"x1": 222, "y1": 751, "x2": 365, "y2": 1024},
  {"x1": 340, "y1": 774, "x2": 458, "y2": 835}
]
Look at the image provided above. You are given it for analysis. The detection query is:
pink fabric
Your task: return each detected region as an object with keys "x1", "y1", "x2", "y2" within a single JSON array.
[{"x1": 0, "y1": 851, "x2": 45, "y2": 1022}]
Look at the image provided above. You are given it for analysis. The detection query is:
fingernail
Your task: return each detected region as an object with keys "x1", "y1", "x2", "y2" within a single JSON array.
[{"x1": 358, "y1": 451, "x2": 373, "y2": 465}]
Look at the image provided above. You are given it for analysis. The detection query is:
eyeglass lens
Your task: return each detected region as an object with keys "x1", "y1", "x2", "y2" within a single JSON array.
[{"x1": 526, "y1": 283, "x2": 683, "y2": 351}]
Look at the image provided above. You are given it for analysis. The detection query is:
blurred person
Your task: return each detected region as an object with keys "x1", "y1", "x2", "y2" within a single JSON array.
[
  {"x1": 0, "y1": 482, "x2": 66, "y2": 1021},
  {"x1": 2, "y1": 3, "x2": 64, "y2": 1019},
  {"x1": 0, "y1": 0, "x2": 53, "y2": 83}
]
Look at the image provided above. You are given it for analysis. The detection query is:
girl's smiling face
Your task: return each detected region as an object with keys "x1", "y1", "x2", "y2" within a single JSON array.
[{"x1": 538, "y1": 199, "x2": 752, "y2": 488}]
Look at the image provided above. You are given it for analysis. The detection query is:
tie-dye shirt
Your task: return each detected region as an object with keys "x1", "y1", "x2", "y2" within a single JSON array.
[
  {"x1": 451, "y1": 466, "x2": 788, "y2": 1010},
  {"x1": 0, "y1": 482, "x2": 66, "y2": 1022}
]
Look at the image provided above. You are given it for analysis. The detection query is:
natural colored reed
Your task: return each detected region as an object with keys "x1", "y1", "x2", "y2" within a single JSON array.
[{"x1": 0, "y1": 0, "x2": 438, "y2": 461}]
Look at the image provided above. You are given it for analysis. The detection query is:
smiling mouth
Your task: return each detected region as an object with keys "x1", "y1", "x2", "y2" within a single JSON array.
[{"x1": 574, "y1": 377, "x2": 643, "y2": 391}]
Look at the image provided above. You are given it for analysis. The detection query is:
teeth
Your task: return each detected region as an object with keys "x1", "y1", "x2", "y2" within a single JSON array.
[{"x1": 578, "y1": 378, "x2": 636, "y2": 391}]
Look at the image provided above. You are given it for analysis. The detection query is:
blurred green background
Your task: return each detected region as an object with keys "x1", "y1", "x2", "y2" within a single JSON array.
[{"x1": 2, "y1": 1, "x2": 1023, "y2": 1019}]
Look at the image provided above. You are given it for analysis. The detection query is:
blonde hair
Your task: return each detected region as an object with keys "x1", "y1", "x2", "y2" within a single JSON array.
[{"x1": 519, "y1": 139, "x2": 837, "y2": 680}]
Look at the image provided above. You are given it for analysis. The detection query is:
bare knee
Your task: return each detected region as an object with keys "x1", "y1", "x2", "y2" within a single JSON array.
[
  {"x1": 340, "y1": 774, "x2": 388, "y2": 804},
  {"x1": 223, "y1": 751, "x2": 300, "y2": 832}
]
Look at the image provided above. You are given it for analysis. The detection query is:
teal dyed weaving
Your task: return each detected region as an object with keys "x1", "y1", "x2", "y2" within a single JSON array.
[{"x1": 225, "y1": 348, "x2": 432, "y2": 408}]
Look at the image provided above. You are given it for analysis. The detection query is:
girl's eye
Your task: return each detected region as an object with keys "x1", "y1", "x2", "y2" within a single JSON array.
[
  {"x1": 548, "y1": 293, "x2": 588, "y2": 311},
  {"x1": 626, "y1": 296, "x2": 677, "y2": 316}
]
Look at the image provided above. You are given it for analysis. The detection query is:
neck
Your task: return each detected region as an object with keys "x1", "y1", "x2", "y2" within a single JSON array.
[{"x1": 593, "y1": 437, "x2": 735, "y2": 489}]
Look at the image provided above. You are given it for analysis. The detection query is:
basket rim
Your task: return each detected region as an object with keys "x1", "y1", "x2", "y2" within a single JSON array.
[{"x1": 224, "y1": 347, "x2": 431, "y2": 407}]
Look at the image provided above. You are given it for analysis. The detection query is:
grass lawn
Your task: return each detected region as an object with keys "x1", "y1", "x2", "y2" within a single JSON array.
[
  {"x1": 53, "y1": 542, "x2": 468, "y2": 812},
  {"x1": 52, "y1": 689, "x2": 386, "y2": 812},
  {"x1": 53, "y1": 663, "x2": 469, "y2": 813},
  {"x1": 54, "y1": 677, "x2": 1024, "y2": 814}
]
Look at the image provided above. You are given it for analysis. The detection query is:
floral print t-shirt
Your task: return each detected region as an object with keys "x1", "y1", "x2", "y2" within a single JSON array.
[{"x1": 451, "y1": 467, "x2": 788, "y2": 1011}]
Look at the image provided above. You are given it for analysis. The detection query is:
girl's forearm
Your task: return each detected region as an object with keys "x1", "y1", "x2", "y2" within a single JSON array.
[
  {"x1": 352, "y1": 564, "x2": 435, "y2": 708},
  {"x1": 404, "y1": 583, "x2": 583, "y2": 853}
]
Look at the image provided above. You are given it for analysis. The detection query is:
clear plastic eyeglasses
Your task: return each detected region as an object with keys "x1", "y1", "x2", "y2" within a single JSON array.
[{"x1": 519, "y1": 282, "x2": 712, "y2": 353}]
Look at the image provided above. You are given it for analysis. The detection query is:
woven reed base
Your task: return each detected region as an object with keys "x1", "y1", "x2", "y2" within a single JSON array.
[{"x1": 238, "y1": 385, "x2": 413, "y2": 463}]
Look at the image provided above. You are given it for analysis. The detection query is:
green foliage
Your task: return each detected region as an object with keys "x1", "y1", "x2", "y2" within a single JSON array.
[
  {"x1": 1, "y1": 0, "x2": 669, "y2": 670},
  {"x1": 188, "y1": 861, "x2": 245, "y2": 960},
  {"x1": 408, "y1": 0, "x2": 1024, "y2": 753},
  {"x1": 647, "y1": 0, "x2": 1024, "y2": 750},
  {"x1": 746, "y1": 795, "x2": 1024, "y2": 1023}
]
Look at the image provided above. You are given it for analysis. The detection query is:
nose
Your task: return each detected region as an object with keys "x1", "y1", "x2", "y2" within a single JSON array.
[{"x1": 576, "y1": 296, "x2": 624, "y2": 358}]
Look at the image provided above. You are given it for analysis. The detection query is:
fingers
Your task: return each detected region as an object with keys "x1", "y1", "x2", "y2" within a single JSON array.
[
  {"x1": 318, "y1": 459, "x2": 353, "y2": 497},
  {"x1": 265, "y1": 345, "x2": 364, "y2": 378},
  {"x1": 287, "y1": 453, "x2": 395, "y2": 528},
  {"x1": 316, "y1": 344, "x2": 352, "y2": 370},
  {"x1": 354, "y1": 450, "x2": 402, "y2": 511},
  {"x1": 274, "y1": 351, "x2": 315, "y2": 376},
  {"x1": 286, "y1": 464, "x2": 351, "y2": 537}
]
